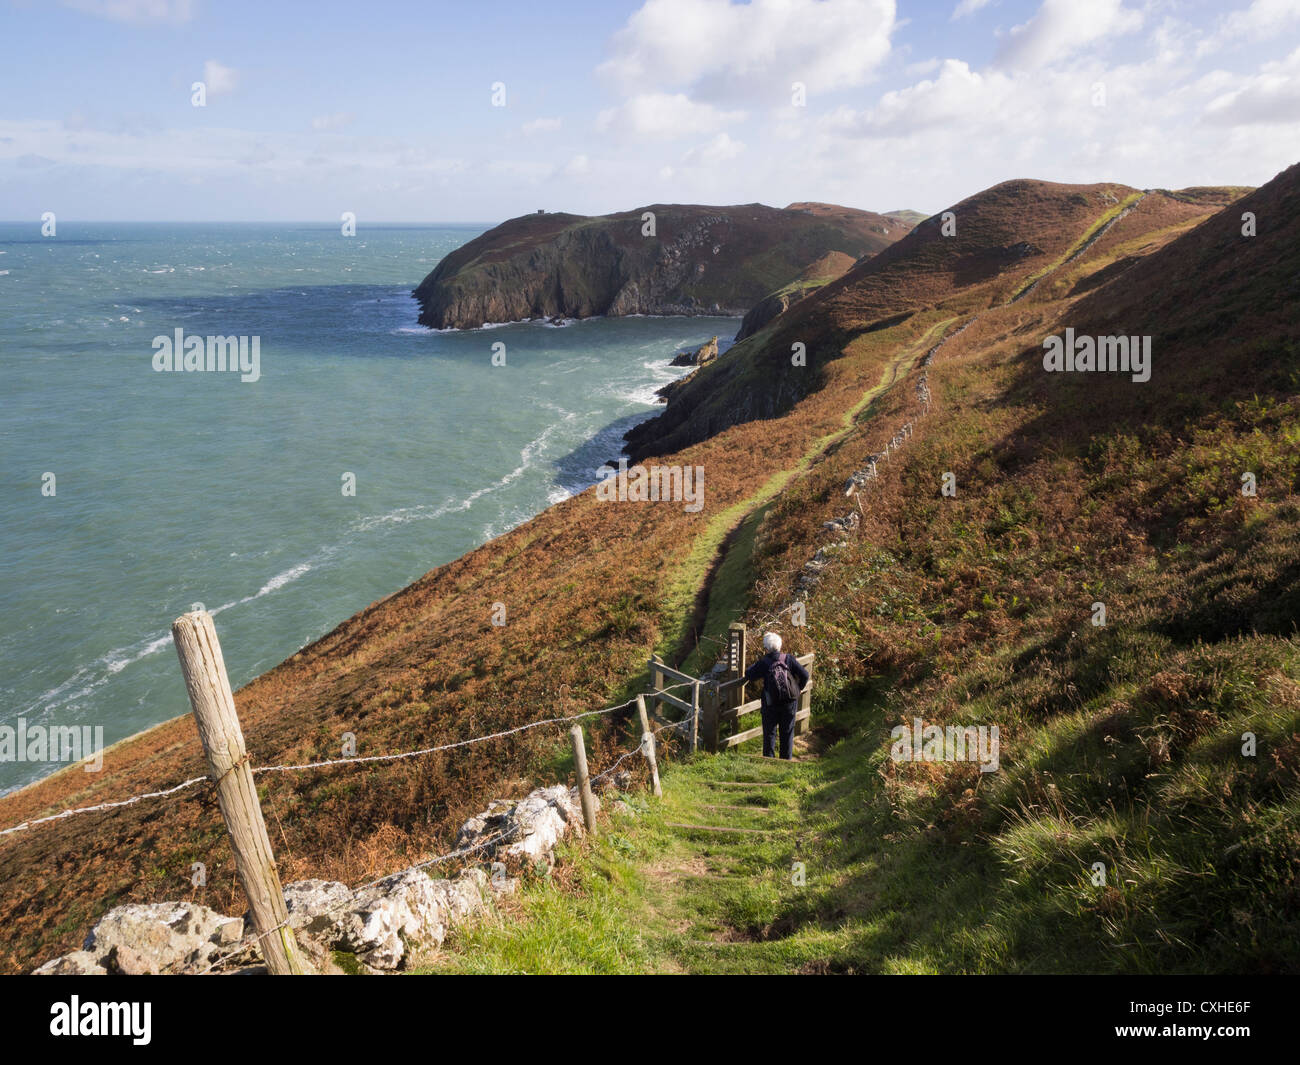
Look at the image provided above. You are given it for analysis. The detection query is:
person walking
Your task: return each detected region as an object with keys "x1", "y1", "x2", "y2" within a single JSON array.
[{"x1": 743, "y1": 632, "x2": 809, "y2": 759}]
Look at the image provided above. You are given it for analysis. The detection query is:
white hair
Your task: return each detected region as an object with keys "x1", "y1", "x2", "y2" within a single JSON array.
[{"x1": 762, "y1": 631, "x2": 782, "y2": 653}]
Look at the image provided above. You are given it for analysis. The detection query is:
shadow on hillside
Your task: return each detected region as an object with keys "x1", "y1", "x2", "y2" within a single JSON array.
[{"x1": 553, "y1": 410, "x2": 662, "y2": 498}]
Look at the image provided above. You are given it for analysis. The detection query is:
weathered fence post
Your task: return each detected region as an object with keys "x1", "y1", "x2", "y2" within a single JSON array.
[
  {"x1": 635, "y1": 695, "x2": 662, "y2": 797},
  {"x1": 796, "y1": 653, "x2": 816, "y2": 737},
  {"x1": 727, "y1": 622, "x2": 747, "y2": 679},
  {"x1": 569, "y1": 724, "x2": 597, "y2": 833},
  {"x1": 701, "y1": 680, "x2": 720, "y2": 753},
  {"x1": 728, "y1": 622, "x2": 748, "y2": 725},
  {"x1": 171, "y1": 611, "x2": 305, "y2": 975},
  {"x1": 649, "y1": 653, "x2": 663, "y2": 724},
  {"x1": 689, "y1": 681, "x2": 700, "y2": 753}
]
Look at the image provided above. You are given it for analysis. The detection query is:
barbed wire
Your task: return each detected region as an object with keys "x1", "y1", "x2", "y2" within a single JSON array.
[
  {"x1": 199, "y1": 714, "x2": 684, "y2": 974},
  {"x1": 255, "y1": 700, "x2": 635, "y2": 776},
  {"x1": 0, "y1": 685, "x2": 688, "y2": 838},
  {"x1": 590, "y1": 742, "x2": 651, "y2": 787},
  {"x1": 0, "y1": 775, "x2": 210, "y2": 838}
]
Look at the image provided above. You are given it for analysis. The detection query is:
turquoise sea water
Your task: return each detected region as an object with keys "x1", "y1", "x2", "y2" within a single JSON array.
[{"x1": 0, "y1": 221, "x2": 737, "y2": 794}]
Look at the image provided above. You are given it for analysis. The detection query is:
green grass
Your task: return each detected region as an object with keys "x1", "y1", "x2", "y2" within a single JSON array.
[
  {"x1": 424, "y1": 607, "x2": 1300, "y2": 974},
  {"x1": 421, "y1": 214, "x2": 1300, "y2": 975}
]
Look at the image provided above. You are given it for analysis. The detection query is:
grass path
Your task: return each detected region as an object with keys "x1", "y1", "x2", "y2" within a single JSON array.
[
  {"x1": 629, "y1": 741, "x2": 831, "y2": 974},
  {"x1": 425, "y1": 737, "x2": 847, "y2": 975},
  {"x1": 661, "y1": 314, "x2": 960, "y2": 667}
]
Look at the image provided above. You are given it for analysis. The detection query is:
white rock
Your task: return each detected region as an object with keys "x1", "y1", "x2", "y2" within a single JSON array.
[
  {"x1": 456, "y1": 784, "x2": 595, "y2": 871},
  {"x1": 279, "y1": 879, "x2": 353, "y2": 966},
  {"x1": 32, "y1": 950, "x2": 107, "y2": 976},
  {"x1": 84, "y1": 901, "x2": 243, "y2": 974},
  {"x1": 341, "y1": 868, "x2": 450, "y2": 970}
]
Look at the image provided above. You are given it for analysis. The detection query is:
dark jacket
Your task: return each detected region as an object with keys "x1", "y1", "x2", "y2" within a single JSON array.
[{"x1": 744, "y1": 651, "x2": 810, "y2": 708}]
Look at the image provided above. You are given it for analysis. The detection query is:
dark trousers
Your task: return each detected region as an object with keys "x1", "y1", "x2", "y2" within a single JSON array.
[{"x1": 761, "y1": 699, "x2": 797, "y2": 759}]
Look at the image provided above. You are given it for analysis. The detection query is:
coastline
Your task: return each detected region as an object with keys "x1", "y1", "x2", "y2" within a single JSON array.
[{"x1": 0, "y1": 315, "x2": 740, "y2": 807}]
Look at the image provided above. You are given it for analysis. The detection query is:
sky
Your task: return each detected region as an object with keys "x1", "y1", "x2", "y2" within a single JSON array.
[{"x1": 2, "y1": 0, "x2": 1299, "y2": 221}]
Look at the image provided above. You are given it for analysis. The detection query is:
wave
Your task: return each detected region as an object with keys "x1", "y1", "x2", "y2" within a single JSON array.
[
  {"x1": 105, "y1": 633, "x2": 173, "y2": 675},
  {"x1": 16, "y1": 559, "x2": 321, "y2": 730},
  {"x1": 253, "y1": 561, "x2": 312, "y2": 598},
  {"x1": 353, "y1": 418, "x2": 568, "y2": 533},
  {"x1": 420, "y1": 314, "x2": 605, "y2": 334}
]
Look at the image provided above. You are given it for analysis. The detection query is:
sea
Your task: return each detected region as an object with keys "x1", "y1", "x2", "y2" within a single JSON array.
[{"x1": 0, "y1": 220, "x2": 738, "y2": 794}]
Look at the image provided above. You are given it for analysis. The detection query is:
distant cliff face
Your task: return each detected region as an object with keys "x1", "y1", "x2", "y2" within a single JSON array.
[{"x1": 413, "y1": 203, "x2": 909, "y2": 330}]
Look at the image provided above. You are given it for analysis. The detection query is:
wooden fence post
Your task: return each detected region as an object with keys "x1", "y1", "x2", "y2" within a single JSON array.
[
  {"x1": 636, "y1": 695, "x2": 662, "y2": 797},
  {"x1": 728, "y1": 622, "x2": 748, "y2": 722},
  {"x1": 701, "y1": 681, "x2": 719, "y2": 753},
  {"x1": 727, "y1": 622, "x2": 747, "y2": 679},
  {"x1": 171, "y1": 611, "x2": 305, "y2": 976},
  {"x1": 689, "y1": 681, "x2": 700, "y2": 753},
  {"x1": 569, "y1": 725, "x2": 597, "y2": 833},
  {"x1": 649, "y1": 653, "x2": 663, "y2": 725},
  {"x1": 796, "y1": 654, "x2": 815, "y2": 736}
]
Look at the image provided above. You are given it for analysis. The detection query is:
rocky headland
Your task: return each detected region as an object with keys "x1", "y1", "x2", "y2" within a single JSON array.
[{"x1": 413, "y1": 202, "x2": 911, "y2": 330}]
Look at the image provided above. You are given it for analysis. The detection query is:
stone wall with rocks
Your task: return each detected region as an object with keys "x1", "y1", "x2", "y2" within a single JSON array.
[{"x1": 33, "y1": 784, "x2": 601, "y2": 975}]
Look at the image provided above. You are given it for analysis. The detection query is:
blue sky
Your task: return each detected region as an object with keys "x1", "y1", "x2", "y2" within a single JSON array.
[{"x1": 2, "y1": 0, "x2": 1298, "y2": 221}]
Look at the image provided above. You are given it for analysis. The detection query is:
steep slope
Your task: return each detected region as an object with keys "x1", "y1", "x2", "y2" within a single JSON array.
[
  {"x1": 429, "y1": 165, "x2": 1300, "y2": 975},
  {"x1": 413, "y1": 202, "x2": 909, "y2": 329},
  {"x1": 733, "y1": 250, "x2": 858, "y2": 342},
  {"x1": 0, "y1": 170, "x2": 1282, "y2": 975},
  {"x1": 622, "y1": 180, "x2": 1241, "y2": 463}
]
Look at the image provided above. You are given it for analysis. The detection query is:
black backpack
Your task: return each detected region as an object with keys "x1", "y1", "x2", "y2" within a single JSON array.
[{"x1": 767, "y1": 653, "x2": 798, "y2": 702}]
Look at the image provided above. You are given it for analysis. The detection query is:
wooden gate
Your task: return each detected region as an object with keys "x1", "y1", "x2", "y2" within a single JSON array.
[{"x1": 648, "y1": 622, "x2": 813, "y2": 754}]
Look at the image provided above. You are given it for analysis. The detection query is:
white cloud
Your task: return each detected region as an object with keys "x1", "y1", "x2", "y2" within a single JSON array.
[
  {"x1": 951, "y1": 0, "x2": 992, "y2": 19},
  {"x1": 563, "y1": 153, "x2": 592, "y2": 176},
  {"x1": 596, "y1": 93, "x2": 744, "y2": 138},
  {"x1": 996, "y1": 0, "x2": 1143, "y2": 70},
  {"x1": 1203, "y1": 45, "x2": 1300, "y2": 125},
  {"x1": 1221, "y1": 0, "x2": 1300, "y2": 39},
  {"x1": 682, "y1": 132, "x2": 745, "y2": 166},
  {"x1": 599, "y1": 0, "x2": 897, "y2": 102},
  {"x1": 62, "y1": 0, "x2": 196, "y2": 22},
  {"x1": 311, "y1": 112, "x2": 356, "y2": 132},
  {"x1": 835, "y1": 59, "x2": 1016, "y2": 137},
  {"x1": 785, "y1": 27, "x2": 1300, "y2": 216},
  {"x1": 522, "y1": 117, "x2": 563, "y2": 134},
  {"x1": 1199, "y1": 0, "x2": 1300, "y2": 54},
  {"x1": 0, "y1": 118, "x2": 467, "y2": 180},
  {"x1": 203, "y1": 60, "x2": 239, "y2": 97}
]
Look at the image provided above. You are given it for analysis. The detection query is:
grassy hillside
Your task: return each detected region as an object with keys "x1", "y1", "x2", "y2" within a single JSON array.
[
  {"x1": 431, "y1": 167, "x2": 1300, "y2": 973},
  {"x1": 1, "y1": 168, "x2": 1292, "y2": 974},
  {"x1": 624, "y1": 180, "x2": 1241, "y2": 462}
]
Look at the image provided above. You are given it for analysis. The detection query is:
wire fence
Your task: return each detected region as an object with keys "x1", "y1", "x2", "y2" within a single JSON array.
[
  {"x1": 192, "y1": 717, "x2": 688, "y2": 974},
  {"x1": 0, "y1": 676, "x2": 703, "y2": 839}
]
